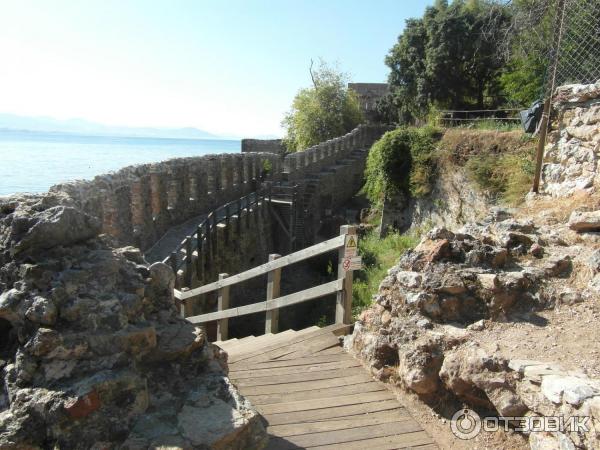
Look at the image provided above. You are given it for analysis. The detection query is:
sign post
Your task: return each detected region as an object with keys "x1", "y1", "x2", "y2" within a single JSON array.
[{"x1": 336, "y1": 225, "x2": 358, "y2": 325}]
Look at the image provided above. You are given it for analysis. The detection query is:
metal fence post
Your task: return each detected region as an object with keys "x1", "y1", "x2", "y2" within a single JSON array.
[
  {"x1": 265, "y1": 254, "x2": 282, "y2": 334},
  {"x1": 216, "y1": 273, "x2": 230, "y2": 341},
  {"x1": 336, "y1": 225, "x2": 357, "y2": 325}
]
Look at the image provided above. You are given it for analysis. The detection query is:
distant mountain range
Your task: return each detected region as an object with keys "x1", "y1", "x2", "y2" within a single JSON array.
[{"x1": 0, "y1": 113, "x2": 224, "y2": 140}]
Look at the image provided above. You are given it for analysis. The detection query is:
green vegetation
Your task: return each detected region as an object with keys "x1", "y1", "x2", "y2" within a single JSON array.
[
  {"x1": 282, "y1": 61, "x2": 363, "y2": 152},
  {"x1": 352, "y1": 230, "x2": 419, "y2": 318},
  {"x1": 384, "y1": 0, "x2": 510, "y2": 122},
  {"x1": 439, "y1": 128, "x2": 535, "y2": 205},
  {"x1": 465, "y1": 146, "x2": 535, "y2": 204},
  {"x1": 380, "y1": 0, "x2": 589, "y2": 121},
  {"x1": 363, "y1": 126, "x2": 442, "y2": 205}
]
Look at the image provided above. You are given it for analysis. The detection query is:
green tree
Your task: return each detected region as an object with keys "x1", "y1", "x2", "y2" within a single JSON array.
[
  {"x1": 282, "y1": 61, "x2": 363, "y2": 152},
  {"x1": 385, "y1": 0, "x2": 510, "y2": 122}
]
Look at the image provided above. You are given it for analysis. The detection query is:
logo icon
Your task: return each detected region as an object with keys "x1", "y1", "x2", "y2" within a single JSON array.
[{"x1": 450, "y1": 408, "x2": 481, "y2": 439}]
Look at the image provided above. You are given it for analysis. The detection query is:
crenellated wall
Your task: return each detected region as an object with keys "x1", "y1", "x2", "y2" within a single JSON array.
[
  {"x1": 50, "y1": 152, "x2": 283, "y2": 250},
  {"x1": 47, "y1": 124, "x2": 391, "y2": 256}
]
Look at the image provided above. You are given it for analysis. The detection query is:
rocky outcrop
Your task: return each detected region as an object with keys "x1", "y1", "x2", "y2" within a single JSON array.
[
  {"x1": 0, "y1": 194, "x2": 267, "y2": 449},
  {"x1": 346, "y1": 209, "x2": 600, "y2": 449}
]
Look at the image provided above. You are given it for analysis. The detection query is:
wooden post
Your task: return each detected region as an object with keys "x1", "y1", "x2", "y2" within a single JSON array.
[
  {"x1": 216, "y1": 273, "x2": 230, "y2": 341},
  {"x1": 336, "y1": 225, "x2": 356, "y2": 325},
  {"x1": 179, "y1": 288, "x2": 188, "y2": 318},
  {"x1": 532, "y1": 97, "x2": 552, "y2": 193},
  {"x1": 265, "y1": 254, "x2": 282, "y2": 334}
]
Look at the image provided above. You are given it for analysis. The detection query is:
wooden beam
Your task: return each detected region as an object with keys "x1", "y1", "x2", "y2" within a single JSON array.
[
  {"x1": 336, "y1": 225, "x2": 356, "y2": 325},
  {"x1": 265, "y1": 254, "x2": 282, "y2": 334},
  {"x1": 216, "y1": 273, "x2": 230, "y2": 341},
  {"x1": 176, "y1": 234, "x2": 345, "y2": 300},
  {"x1": 187, "y1": 278, "x2": 343, "y2": 324}
]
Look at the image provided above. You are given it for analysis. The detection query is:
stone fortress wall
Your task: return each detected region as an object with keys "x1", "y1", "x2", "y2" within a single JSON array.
[{"x1": 49, "y1": 124, "x2": 389, "y2": 255}]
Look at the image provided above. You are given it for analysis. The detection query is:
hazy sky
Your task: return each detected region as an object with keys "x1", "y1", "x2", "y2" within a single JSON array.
[{"x1": 0, "y1": 1, "x2": 433, "y2": 138}]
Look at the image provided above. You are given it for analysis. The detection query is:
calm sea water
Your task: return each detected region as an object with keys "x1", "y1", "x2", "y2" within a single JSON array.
[{"x1": 0, "y1": 130, "x2": 240, "y2": 196}]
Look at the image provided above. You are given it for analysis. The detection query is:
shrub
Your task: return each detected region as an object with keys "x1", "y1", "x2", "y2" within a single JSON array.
[{"x1": 363, "y1": 126, "x2": 442, "y2": 205}]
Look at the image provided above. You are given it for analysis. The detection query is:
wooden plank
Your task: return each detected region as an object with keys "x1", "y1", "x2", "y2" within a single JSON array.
[
  {"x1": 237, "y1": 353, "x2": 348, "y2": 371},
  {"x1": 233, "y1": 334, "x2": 343, "y2": 364},
  {"x1": 257, "y1": 391, "x2": 393, "y2": 415},
  {"x1": 306, "y1": 430, "x2": 435, "y2": 450},
  {"x1": 229, "y1": 359, "x2": 361, "y2": 380},
  {"x1": 226, "y1": 330, "x2": 297, "y2": 358},
  {"x1": 268, "y1": 409, "x2": 411, "y2": 437},
  {"x1": 216, "y1": 273, "x2": 230, "y2": 341},
  {"x1": 336, "y1": 225, "x2": 356, "y2": 325},
  {"x1": 230, "y1": 333, "x2": 340, "y2": 367},
  {"x1": 264, "y1": 399, "x2": 403, "y2": 426},
  {"x1": 186, "y1": 279, "x2": 342, "y2": 324},
  {"x1": 238, "y1": 373, "x2": 373, "y2": 396},
  {"x1": 233, "y1": 367, "x2": 368, "y2": 388},
  {"x1": 265, "y1": 421, "x2": 424, "y2": 450},
  {"x1": 228, "y1": 324, "x2": 350, "y2": 364},
  {"x1": 247, "y1": 381, "x2": 385, "y2": 405},
  {"x1": 176, "y1": 234, "x2": 345, "y2": 299}
]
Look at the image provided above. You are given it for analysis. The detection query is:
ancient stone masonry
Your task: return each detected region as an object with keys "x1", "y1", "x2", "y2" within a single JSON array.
[
  {"x1": 542, "y1": 80, "x2": 600, "y2": 197},
  {"x1": 48, "y1": 124, "x2": 390, "y2": 260},
  {"x1": 50, "y1": 152, "x2": 283, "y2": 251},
  {"x1": 0, "y1": 194, "x2": 267, "y2": 449}
]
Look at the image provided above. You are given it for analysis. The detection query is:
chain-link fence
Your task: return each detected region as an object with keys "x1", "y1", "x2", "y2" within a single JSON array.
[
  {"x1": 503, "y1": 0, "x2": 600, "y2": 190},
  {"x1": 545, "y1": 0, "x2": 600, "y2": 94}
]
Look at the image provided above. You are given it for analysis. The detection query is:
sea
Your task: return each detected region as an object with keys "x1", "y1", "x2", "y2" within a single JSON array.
[{"x1": 0, "y1": 130, "x2": 240, "y2": 196}]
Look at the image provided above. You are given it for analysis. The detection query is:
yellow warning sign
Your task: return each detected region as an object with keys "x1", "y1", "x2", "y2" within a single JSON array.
[
  {"x1": 346, "y1": 235, "x2": 357, "y2": 248},
  {"x1": 344, "y1": 235, "x2": 358, "y2": 257}
]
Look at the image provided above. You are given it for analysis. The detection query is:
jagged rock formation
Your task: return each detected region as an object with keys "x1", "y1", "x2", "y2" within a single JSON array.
[
  {"x1": 346, "y1": 81, "x2": 600, "y2": 450},
  {"x1": 0, "y1": 194, "x2": 267, "y2": 449}
]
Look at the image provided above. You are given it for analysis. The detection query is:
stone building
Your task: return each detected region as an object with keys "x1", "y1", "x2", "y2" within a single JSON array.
[{"x1": 348, "y1": 82, "x2": 389, "y2": 123}]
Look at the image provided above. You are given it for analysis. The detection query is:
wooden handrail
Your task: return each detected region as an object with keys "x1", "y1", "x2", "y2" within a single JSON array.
[
  {"x1": 175, "y1": 234, "x2": 345, "y2": 300},
  {"x1": 186, "y1": 278, "x2": 344, "y2": 324},
  {"x1": 179, "y1": 225, "x2": 359, "y2": 335}
]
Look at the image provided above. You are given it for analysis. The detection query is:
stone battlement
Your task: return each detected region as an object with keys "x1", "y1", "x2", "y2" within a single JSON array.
[{"x1": 48, "y1": 124, "x2": 391, "y2": 252}]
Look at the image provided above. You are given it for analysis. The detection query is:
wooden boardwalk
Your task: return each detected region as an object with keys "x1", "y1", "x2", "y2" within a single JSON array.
[{"x1": 217, "y1": 325, "x2": 438, "y2": 450}]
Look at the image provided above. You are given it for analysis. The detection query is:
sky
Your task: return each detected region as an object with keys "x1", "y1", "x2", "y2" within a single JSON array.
[{"x1": 0, "y1": 0, "x2": 433, "y2": 138}]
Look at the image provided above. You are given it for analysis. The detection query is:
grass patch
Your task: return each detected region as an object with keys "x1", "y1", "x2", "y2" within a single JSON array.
[
  {"x1": 439, "y1": 129, "x2": 536, "y2": 205},
  {"x1": 352, "y1": 229, "x2": 419, "y2": 319},
  {"x1": 457, "y1": 119, "x2": 522, "y2": 132}
]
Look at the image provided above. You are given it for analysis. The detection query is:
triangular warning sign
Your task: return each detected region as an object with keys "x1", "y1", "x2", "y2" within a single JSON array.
[{"x1": 346, "y1": 236, "x2": 357, "y2": 248}]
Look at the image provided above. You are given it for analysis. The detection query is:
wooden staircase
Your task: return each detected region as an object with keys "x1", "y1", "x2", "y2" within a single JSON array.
[{"x1": 215, "y1": 325, "x2": 438, "y2": 450}]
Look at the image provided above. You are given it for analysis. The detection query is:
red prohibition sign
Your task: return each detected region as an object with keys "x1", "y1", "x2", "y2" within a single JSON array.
[{"x1": 343, "y1": 258, "x2": 351, "y2": 271}]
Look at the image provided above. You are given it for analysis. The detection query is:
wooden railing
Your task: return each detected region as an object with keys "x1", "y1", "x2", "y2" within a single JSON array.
[{"x1": 174, "y1": 225, "x2": 358, "y2": 340}]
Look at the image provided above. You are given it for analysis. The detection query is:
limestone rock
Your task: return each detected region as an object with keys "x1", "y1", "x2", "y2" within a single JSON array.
[
  {"x1": 568, "y1": 210, "x2": 600, "y2": 232},
  {"x1": 0, "y1": 197, "x2": 268, "y2": 449},
  {"x1": 13, "y1": 206, "x2": 101, "y2": 254}
]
